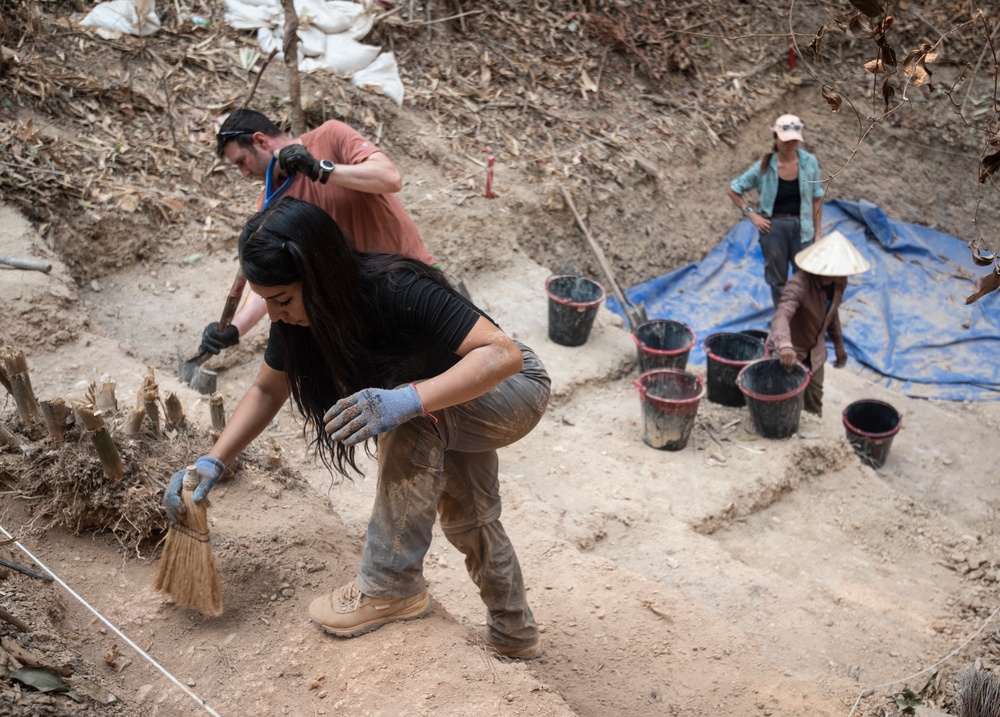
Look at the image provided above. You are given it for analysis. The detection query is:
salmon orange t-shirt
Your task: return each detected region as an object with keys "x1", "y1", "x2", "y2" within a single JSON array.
[{"x1": 259, "y1": 120, "x2": 433, "y2": 265}]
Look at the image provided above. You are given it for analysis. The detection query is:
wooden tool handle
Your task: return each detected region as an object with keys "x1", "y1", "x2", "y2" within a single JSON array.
[
  {"x1": 561, "y1": 188, "x2": 630, "y2": 308},
  {"x1": 181, "y1": 465, "x2": 200, "y2": 490},
  {"x1": 217, "y1": 268, "x2": 247, "y2": 331}
]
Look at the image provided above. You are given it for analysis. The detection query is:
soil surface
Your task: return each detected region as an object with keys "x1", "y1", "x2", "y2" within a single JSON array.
[{"x1": 3, "y1": 2, "x2": 1000, "y2": 716}]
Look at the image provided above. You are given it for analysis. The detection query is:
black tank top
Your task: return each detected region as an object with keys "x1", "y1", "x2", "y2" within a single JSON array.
[{"x1": 772, "y1": 176, "x2": 800, "y2": 216}]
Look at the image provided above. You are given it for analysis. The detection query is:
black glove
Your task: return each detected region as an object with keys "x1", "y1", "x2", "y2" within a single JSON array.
[
  {"x1": 277, "y1": 144, "x2": 322, "y2": 181},
  {"x1": 199, "y1": 322, "x2": 239, "y2": 355}
]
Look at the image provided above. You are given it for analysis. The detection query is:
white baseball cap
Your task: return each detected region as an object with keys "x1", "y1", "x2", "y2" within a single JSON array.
[{"x1": 772, "y1": 114, "x2": 804, "y2": 142}]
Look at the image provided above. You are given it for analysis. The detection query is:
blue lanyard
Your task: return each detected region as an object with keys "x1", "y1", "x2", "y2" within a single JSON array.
[{"x1": 262, "y1": 156, "x2": 294, "y2": 208}]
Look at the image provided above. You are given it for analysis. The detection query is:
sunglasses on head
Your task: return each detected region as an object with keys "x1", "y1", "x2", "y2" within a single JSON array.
[
  {"x1": 217, "y1": 130, "x2": 253, "y2": 140},
  {"x1": 778, "y1": 123, "x2": 803, "y2": 132}
]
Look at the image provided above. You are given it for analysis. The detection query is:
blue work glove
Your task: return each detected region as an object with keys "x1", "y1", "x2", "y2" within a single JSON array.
[
  {"x1": 163, "y1": 456, "x2": 226, "y2": 522},
  {"x1": 199, "y1": 322, "x2": 239, "y2": 355},
  {"x1": 323, "y1": 385, "x2": 424, "y2": 446},
  {"x1": 277, "y1": 144, "x2": 322, "y2": 181}
]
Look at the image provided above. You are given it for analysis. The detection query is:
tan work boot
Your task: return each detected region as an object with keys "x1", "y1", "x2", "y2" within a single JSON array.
[
  {"x1": 308, "y1": 581, "x2": 431, "y2": 637},
  {"x1": 486, "y1": 634, "x2": 544, "y2": 660}
]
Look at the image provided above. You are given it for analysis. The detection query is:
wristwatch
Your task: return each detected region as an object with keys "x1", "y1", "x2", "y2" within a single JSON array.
[
  {"x1": 318, "y1": 159, "x2": 335, "y2": 184},
  {"x1": 742, "y1": 206, "x2": 753, "y2": 216}
]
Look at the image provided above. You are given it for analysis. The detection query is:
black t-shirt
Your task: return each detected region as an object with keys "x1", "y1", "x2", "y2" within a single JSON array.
[{"x1": 263, "y1": 273, "x2": 491, "y2": 384}]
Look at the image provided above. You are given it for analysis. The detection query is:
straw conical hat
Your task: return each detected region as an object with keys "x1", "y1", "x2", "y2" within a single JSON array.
[{"x1": 794, "y1": 230, "x2": 871, "y2": 276}]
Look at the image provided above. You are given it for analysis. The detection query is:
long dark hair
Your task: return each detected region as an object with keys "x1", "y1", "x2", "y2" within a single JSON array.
[
  {"x1": 238, "y1": 197, "x2": 459, "y2": 476},
  {"x1": 759, "y1": 135, "x2": 778, "y2": 173}
]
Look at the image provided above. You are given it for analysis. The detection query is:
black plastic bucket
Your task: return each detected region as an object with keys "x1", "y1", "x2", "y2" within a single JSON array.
[
  {"x1": 842, "y1": 399, "x2": 902, "y2": 468},
  {"x1": 634, "y1": 368, "x2": 705, "y2": 451},
  {"x1": 703, "y1": 332, "x2": 768, "y2": 406},
  {"x1": 740, "y1": 329, "x2": 769, "y2": 343},
  {"x1": 633, "y1": 319, "x2": 696, "y2": 373},
  {"x1": 546, "y1": 275, "x2": 606, "y2": 347},
  {"x1": 737, "y1": 359, "x2": 810, "y2": 439}
]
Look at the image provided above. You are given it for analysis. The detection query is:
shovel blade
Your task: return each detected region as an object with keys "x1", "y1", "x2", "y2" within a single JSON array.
[
  {"x1": 177, "y1": 352, "x2": 218, "y2": 395},
  {"x1": 188, "y1": 368, "x2": 218, "y2": 395}
]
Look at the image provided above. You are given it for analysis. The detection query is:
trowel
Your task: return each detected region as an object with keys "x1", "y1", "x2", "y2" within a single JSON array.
[{"x1": 178, "y1": 268, "x2": 246, "y2": 395}]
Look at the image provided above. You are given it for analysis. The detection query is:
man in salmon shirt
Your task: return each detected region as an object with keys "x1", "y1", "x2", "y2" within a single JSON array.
[{"x1": 200, "y1": 108, "x2": 436, "y2": 356}]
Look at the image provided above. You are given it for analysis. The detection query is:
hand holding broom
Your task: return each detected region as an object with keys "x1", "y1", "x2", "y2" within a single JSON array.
[
  {"x1": 154, "y1": 458, "x2": 226, "y2": 617},
  {"x1": 164, "y1": 456, "x2": 225, "y2": 521}
]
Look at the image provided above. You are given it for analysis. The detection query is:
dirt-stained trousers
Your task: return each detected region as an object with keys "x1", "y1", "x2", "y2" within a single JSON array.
[
  {"x1": 760, "y1": 215, "x2": 803, "y2": 308},
  {"x1": 356, "y1": 343, "x2": 550, "y2": 650}
]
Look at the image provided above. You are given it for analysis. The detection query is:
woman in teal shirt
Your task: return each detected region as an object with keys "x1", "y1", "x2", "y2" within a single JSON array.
[{"x1": 727, "y1": 114, "x2": 826, "y2": 308}]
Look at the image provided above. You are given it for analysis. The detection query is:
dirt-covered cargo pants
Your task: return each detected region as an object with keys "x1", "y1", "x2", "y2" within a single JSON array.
[{"x1": 356, "y1": 342, "x2": 550, "y2": 651}]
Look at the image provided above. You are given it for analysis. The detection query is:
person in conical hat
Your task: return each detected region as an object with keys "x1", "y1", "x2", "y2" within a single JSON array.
[{"x1": 767, "y1": 230, "x2": 870, "y2": 416}]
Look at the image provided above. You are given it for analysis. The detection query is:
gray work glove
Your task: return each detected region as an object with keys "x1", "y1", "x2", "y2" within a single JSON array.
[
  {"x1": 164, "y1": 456, "x2": 226, "y2": 522},
  {"x1": 323, "y1": 385, "x2": 425, "y2": 446}
]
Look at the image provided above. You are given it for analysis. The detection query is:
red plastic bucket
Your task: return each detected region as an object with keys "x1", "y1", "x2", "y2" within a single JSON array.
[
  {"x1": 634, "y1": 368, "x2": 705, "y2": 451},
  {"x1": 632, "y1": 319, "x2": 696, "y2": 373},
  {"x1": 842, "y1": 399, "x2": 901, "y2": 468}
]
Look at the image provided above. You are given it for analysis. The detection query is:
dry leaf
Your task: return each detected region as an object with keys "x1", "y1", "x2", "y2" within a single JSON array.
[
  {"x1": 850, "y1": 0, "x2": 884, "y2": 18},
  {"x1": 848, "y1": 13, "x2": 869, "y2": 36},
  {"x1": 119, "y1": 194, "x2": 139, "y2": 213},
  {"x1": 903, "y1": 64, "x2": 929, "y2": 86},
  {"x1": 881, "y1": 77, "x2": 896, "y2": 110},
  {"x1": 822, "y1": 87, "x2": 843, "y2": 112},
  {"x1": 966, "y1": 269, "x2": 1000, "y2": 305},
  {"x1": 980, "y1": 150, "x2": 1000, "y2": 183}
]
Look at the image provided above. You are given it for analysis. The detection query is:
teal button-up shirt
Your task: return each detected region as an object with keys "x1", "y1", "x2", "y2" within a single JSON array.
[{"x1": 730, "y1": 149, "x2": 825, "y2": 245}]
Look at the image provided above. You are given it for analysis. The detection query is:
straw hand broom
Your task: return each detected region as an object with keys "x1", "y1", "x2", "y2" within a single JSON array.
[{"x1": 154, "y1": 465, "x2": 223, "y2": 617}]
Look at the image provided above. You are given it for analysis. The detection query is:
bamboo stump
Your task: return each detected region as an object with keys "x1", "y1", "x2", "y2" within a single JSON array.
[
  {"x1": 39, "y1": 399, "x2": 71, "y2": 445},
  {"x1": 1, "y1": 347, "x2": 41, "y2": 426},
  {"x1": 139, "y1": 369, "x2": 161, "y2": 437},
  {"x1": 209, "y1": 393, "x2": 226, "y2": 441},
  {"x1": 164, "y1": 392, "x2": 185, "y2": 431},
  {"x1": 124, "y1": 407, "x2": 146, "y2": 436},
  {"x1": 96, "y1": 381, "x2": 118, "y2": 416},
  {"x1": 75, "y1": 404, "x2": 125, "y2": 482}
]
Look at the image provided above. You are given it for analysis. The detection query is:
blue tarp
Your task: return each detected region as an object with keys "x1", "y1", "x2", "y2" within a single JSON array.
[{"x1": 607, "y1": 199, "x2": 1000, "y2": 401}]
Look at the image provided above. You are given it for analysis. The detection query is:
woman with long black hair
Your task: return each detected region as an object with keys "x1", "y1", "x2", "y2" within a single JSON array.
[{"x1": 165, "y1": 196, "x2": 550, "y2": 659}]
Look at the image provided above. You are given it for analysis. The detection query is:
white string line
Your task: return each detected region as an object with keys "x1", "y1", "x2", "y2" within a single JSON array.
[
  {"x1": 0, "y1": 522, "x2": 223, "y2": 717},
  {"x1": 846, "y1": 601, "x2": 1000, "y2": 717}
]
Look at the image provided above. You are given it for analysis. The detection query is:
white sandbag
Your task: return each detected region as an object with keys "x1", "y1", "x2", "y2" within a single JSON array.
[
  {"x1": 80, "y1": 0, "x2": 160, "y2": 38},
  {"x1": 257, "y1": 26, "x2": 282, "y2": 57},
  {"x1": 351, "y1": 51, "x2": 403, "y2": 106},
  {"x1": 304, "y1": 32, "x2": 379, "y2": 74},
  {"x1": 256, "y1": 27, "x2": 308, "y2": 64},
  {"x1": 224, "y1": 0, "x2": 281, "y2": 30},
  {"x1": 297, "y1": 24, "x2": 328, "y2": 57},
  {"x1": 345, "y1": 9, "x2": 373, "y2": 40},
  {"x1": 230, "y1": 0, "x2": 276, "y2": 8},
  {"x1": 294, "y1": 0, "x2": 355, "y2": 34},
  {"x1": 330, "y1": 32, "x2": 381, "y2": 73}
]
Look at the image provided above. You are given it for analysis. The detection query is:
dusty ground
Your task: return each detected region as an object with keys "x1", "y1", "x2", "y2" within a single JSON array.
[{"x1": 3, "y1": 2, "x2": 1000, "y2": 716}]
